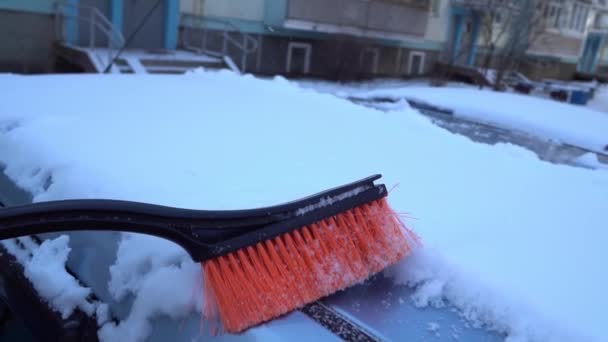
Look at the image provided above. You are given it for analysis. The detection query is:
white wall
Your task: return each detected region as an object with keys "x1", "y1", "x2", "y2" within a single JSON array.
[
  {"x1": 424, "y1": 0, "x2": 450, "y2": 42},
  {"x1": 181, "y1": 0, "x2": 265, "y2": 21}
]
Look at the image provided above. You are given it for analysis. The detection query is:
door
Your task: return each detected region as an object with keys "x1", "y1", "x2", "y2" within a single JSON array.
[
  {"x1": 123, "y1": 0, "x2": 164, "y2": 49},
  {"x1": 286, "y1": 42, "x2": 311, "y2": 74},
  {"x1": 408, "y1": 51, "x2": 425, "y2": 76}
]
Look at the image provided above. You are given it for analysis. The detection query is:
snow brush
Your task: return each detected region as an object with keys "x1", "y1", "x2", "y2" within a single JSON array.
[{"x1": 0, "y1": 174, "x2": 416, "y2": 333}]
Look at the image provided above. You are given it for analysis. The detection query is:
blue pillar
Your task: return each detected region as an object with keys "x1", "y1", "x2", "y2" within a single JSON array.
[
  {"x1": 451, "y1": 14, "x2": 464, "y2": 61},
  {"x1": 590, "y1": 35, "x2": 605, "y2": 73},
  {"x1": 64, "y1": 0, "x2": 79, "y2": 45},
  {"x1": 579, "y1": 34, "x2": 603, "y2": 73},
  {"x1": 578, "y1": 37, "x2": 590, "y2": 72},
  {"x1": 164, "y1": 0, "x2": 179, "y2": 50},
  {"x1": 467, "y1": 13, "x2": 481, "y2": 66},
  {"x1": 110, "y1": 0, "x2": 123, "y2": 33},
  {"x1": 110, "y1": 0, "x2": 123, "y2": 48}
]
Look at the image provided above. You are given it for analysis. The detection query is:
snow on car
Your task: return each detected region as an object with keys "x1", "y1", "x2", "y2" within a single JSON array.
[{"x1": 0, "y1": 71, "x2": 607, "y2": 341}]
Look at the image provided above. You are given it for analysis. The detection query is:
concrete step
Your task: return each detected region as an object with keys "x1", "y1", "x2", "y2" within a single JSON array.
[{"x1": 52, "y1": 44, "x2": 228, "y2": 74}]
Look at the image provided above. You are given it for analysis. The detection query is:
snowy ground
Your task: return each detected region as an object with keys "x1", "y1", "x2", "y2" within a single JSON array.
[
  {"x1": 0, "y1": 71, "x2": 607, "y2": 341},
  {"x1": 588, "y1": 86, "x2": 608, "y2": 114},
  {"x1": 299, "y1": 79, "x2": 608, "y2": 156}
]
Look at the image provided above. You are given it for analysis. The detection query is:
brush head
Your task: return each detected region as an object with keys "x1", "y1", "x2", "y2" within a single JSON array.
[
  {"x1": 0, "y1": 174, "x2": 417, "y2": 334},
  {"x1": 201, "y1": 197, "x2": 417, "y2": 333}
]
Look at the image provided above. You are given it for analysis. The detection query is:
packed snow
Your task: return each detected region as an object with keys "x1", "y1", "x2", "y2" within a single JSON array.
[{"x1": 0, "y1": 71, "x2": 607, "y2": 342}]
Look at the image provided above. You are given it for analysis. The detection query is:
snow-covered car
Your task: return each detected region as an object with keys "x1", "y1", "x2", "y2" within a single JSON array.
[
  {"x1": 0, "y1": 72, "x2": 607, "y2": 342},
  {"x1": 0, "y1": 141, "x2": 503, "y2": 342}
]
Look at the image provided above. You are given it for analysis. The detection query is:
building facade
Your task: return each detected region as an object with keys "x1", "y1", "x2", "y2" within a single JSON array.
[
  {"x1": 0, "y1": 0, "x2": 180, "y2": 72},
  {"x1": 446, "y1": 0, "x2": 608, "y2": 80},
  {"x1": 2, "y1": 0, "x2": 608, "y2": 80},
  {"x1": 179, "y1": 0, "x2": 445, "y2": 79}
]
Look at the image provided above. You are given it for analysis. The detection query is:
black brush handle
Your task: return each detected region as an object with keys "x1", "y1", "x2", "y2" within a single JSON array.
[{"x1": 0, "y1": 175, "x2": 386, "y2": 261}]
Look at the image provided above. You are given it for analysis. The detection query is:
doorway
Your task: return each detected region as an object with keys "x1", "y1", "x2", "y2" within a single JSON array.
[{"x1": 286, "y1": 42, "x2": 311, "y2": 74}]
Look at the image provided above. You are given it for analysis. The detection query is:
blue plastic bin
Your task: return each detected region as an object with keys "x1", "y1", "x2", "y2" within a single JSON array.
[{"x1": 569, "y1": 89, "x2": 589, "y2": 105}]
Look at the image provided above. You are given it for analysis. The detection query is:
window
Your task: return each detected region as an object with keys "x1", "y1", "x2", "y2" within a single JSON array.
[
  {"x1": 568, "y1": 3, "x2": 590, "y2": 32},
  {"x1": 408, "y1": 51, "x2": 426, "y2": 75},
  {"x1": 570, "y1": 4, "x2": 579, "y2": 29},
  {"x1": 286, "y1": 42, "x2": 311, "y2": 74},
  {"x1": 554, "y1": 7, "x2": 562, "y2": 27},
  {"x1": 545, "y1": 2, "x2": 564, "y2": 29},
  {"x1": 494, "y1": 12, "x2": 502, "y2": 24},
  {"x1": 578, "y1": 7, "x2": 589, "y2": 31},
  {"x1": 431, "y1": 0, "x2": 440, "y2": 17}
]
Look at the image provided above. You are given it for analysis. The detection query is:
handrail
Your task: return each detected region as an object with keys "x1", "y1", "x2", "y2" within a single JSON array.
[
  {"x1": 182, "y1": 14, "x2": 259, "y2": 57},
  {"x1": 197, "y1": 16, "x2": 258, "y2": 53},
  {"x1": 56, "y1": 3, "x2": 125, "y2": 46},
  {"x1": 54, "y1": 2, "x2": 125, "y2": 72}
]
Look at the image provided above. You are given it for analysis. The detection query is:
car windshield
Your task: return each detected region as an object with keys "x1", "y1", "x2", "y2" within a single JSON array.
[{"x1": 1, "y1": 1, "x2": 607, "y2": 342}]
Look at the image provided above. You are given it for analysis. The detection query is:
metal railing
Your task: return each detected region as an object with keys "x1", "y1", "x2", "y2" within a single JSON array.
[
  {"x1": 54, "y1": 3, "x2": 125, "y2": 72},
  {"x1": 182, "y1": 15, "x2": 259, "y2": 72}
]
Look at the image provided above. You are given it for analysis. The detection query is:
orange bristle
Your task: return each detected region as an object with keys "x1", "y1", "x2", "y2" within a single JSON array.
[{"x1": 201, "y1": 197, "x2": 417, "y2": 333}]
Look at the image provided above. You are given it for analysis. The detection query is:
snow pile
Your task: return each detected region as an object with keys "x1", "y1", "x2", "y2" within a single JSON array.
[
  {"x1": 1, "y1": 236, "x2": 96, "y2": 318},
  {"x1": 587, "y1": 85, "x2": 608, "y2": 114},
  {"x1": 302, "y1": 81, "x2": 608, "y2": 154},
  {"x1": 1, "y1": 71, "x2": 607, "y2": 341},
  {"x1": 574, "y1": 152, "x2": 608, "y2": 170},
  {"x1": 98, "y1": 234, "x2": 201, "y2": 341},
  {"x1": 389, "y1": 249, "x2": 586, "y2": 341}
]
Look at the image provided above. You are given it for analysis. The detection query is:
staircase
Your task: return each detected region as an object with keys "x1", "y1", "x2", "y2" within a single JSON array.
[
  {"x1": 52, "y1": 3, "x2": 232, "y2": 74},
  {"x1": 181, "y1": 15, "x2": 260, "y2": 73}
]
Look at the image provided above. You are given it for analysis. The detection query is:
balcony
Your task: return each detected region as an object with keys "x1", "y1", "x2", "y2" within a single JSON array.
[
  {"x1": 450, "y1": 0, "x2": 519, "y2": 12},
  {"x1": 284, "y1": 0, "x2": 431, "y2": 38}
]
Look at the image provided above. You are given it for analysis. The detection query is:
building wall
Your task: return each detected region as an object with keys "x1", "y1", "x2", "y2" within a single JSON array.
[
  {"x1": 519, "y1": 58, "x2": 578, "y2": 80},
  {"x1": 0, "y1": 0, "x2": 55, "y2": 14},
  {"x1": 0, "y1": 9, "x2": 55, "y2": 73},
  {"x1": 597, "y1": 63, "x2": 608, "y2": 75},
  {"x1": 285, "y1": 0, "x2": 428, "y2": 37},
  {"x1": 181, "y1": 0, "x2": 265, "y2": 21},
  {"x1": 530, "y1": 31, "x2": 584, "y2": 59},
  {"x1": 123, "y1": 0, "x2": 166, "y2": 49},
  {"x1": 181, "y1": 25, "x2": 437, "y2": 80},
  {"x1": 424, "y1": 0, "x2": 449, "y2": 43}
]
